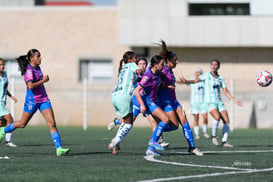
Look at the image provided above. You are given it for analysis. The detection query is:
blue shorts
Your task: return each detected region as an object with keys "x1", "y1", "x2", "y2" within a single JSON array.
[
  {"x1": 159, "y1": 97, "x2": 182, "y2": 112},
  {"x1": 24, "y1": 100, "x2": 52, "y2": 114},
  {"x1": 143, "y1": 96, "x2": 160, "y2": 115}
]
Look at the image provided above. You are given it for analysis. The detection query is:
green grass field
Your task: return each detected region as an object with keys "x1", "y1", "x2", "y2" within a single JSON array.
[{"x1": 1, "y1": 126, "x2": 273, "y2": 182}]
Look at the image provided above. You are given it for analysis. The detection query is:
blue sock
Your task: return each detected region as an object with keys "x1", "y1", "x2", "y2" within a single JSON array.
[
  {"x1": 152, "y1": 122, "x2": 168, "y2": 143},
  {"x1": 182, "y1": 122, "x2": 195, "y2": 148},
  {"x1": 50, "y1": 132, "x2": 62, "y2": 149},
  {"x1": 114, "y1": 118, "x2": 121, "y2": 125},
  {"x1": 4, "y1": 123, "x2": 16, "y2": 133},
  {"x1": 164, "y1": 123, "x2": 178, "y2": 132}
]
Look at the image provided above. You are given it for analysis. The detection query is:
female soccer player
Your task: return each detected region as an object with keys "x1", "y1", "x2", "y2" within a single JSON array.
[
  {"x1": 135, "y1": 55, "x2": 170, "y2": 156},
  {"x1": 180, "y1": 59, "x2": 242, "y2": 147},
  {"x1": 157, "y1": 40, "x2": 203, "y2": 156},
  {"x1": 0, "y1": 49, "x2": 70, "y2": 156},
  {"x1": 187, "y1": 68, "x2": 209, "y2": 139},
  {"x1": 0, "y1": 58, "x2": 18, "y2": 147},
  {"x1": 109, "y1": 51, "x2": 142, "y2": 155}
]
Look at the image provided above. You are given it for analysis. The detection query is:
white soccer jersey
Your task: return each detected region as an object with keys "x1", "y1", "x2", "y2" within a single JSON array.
[
  {"x1": 0, "y1": 71, "x2": 8, "y2": 104},
  {"x1": 189, "y1": 80, "x2": 205, "y2": 104},
  {"x1": 199, "y1": 72, "x2": 226, "y2": 103}
]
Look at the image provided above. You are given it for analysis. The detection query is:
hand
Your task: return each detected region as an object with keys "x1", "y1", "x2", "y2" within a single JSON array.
[
  {"x1": 235, "y1": 100, "x2": 243, "y2": 107},
  {"x1": 43, "y1": 75, "x2": 49, "y2": 83},
  {"x1": 140, "y1": 104, "x2": 146, "y2": 114},
  {"x1": 179, "y1": 77, "x2": 186, "y2": 84},
  {"x1": 167, "y1": 85, "x2": 175, "y2": 89},
  {"x1": 11, "y1": 96, "x2": 18, "y2": 103}
]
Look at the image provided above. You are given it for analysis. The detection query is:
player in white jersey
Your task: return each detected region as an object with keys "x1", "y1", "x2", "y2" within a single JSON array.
[
  {"x1": 180, "y1": 59, "x2": 242, "y2": 147},
  {"x1": 187, "y1": 69, "x2": 209, "y2": 139},
  {"x1": 0, "y1": 58, "x2": 18, "y2": 147}
]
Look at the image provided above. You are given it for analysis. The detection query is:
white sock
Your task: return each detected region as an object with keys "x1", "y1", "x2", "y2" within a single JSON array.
[
  {"x1": 212, "y1": 120, "x2": 219, "y2": 137},
  {"x1": 202, "y1": 124, "x2": 208, "y2": 134},
  {"x1": 5, "y1": 133, "x2": 12, "y2": 143},
  {"x1": 194, "y1": 126, "x2": 199, "y2": 136},
  {"x1": 113, "y1": 123, "x2": 133, "y2": 146},
  {"x1": 222, "y1": 124, "x2": 230, "y2": 143}
]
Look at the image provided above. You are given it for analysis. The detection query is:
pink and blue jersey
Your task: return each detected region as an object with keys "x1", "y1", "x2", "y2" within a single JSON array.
[
  {"x1": 24, "y1": 64, "x2": 49, "y2": 103},
  {"x1": 159, "y1": 66, "x2": 176, "y2": 101},
  {"x1": 139, "y1": 67, "x2": 161, "y2": 102}
]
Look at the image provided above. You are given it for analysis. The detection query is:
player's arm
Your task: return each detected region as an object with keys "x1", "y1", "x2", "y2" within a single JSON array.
[
  {"x1": 136, "y1": 69, "x2": 142, "y2": 75},
  {"x1": 134, "y1": 85, "x2": 146, "y2": 113},
  {"x1": 222, "y1": 87, "x2": 242, "y2": 106},
  {"x1": 177, "y1": 77, "x2": 201, "y2": 84},
  {"x1": 7, "y1": 90, "x2": 17, "y2": 103},
  {"x1": 27, "y1": 75, "x2": 49, "y2": 89}
]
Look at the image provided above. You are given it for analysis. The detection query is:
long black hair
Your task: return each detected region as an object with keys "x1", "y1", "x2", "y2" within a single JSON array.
[
  {"x1": 16, "y1": 49, "x2": 40, "y2": 76},
  {"x1": 211, "y1": 59, "x2": 221, "y2": 69},
  {"x1": 150, "y1": 55, "x2": 163, "y2": 67},
  {"x1": 118, "y1": 51, "x2": 135, "y2": 76},
  {"x1": 136, "y1": 57, "x2": 148, "y2": 66},
  {"x1": 158, "y1": 40, "x2": 176, "y2": 64}
]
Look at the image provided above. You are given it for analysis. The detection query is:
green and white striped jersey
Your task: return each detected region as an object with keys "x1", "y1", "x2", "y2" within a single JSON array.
[
  {"x1": 0, "y1": 71, "x2": 8, "y2": 104},
  {"x1": 189, "y1": 80, "x2": 205, "y2": 104},
  {"x1": 112, "y1": 62, "x2": 139, "y2": 96},
  {"x1": 199, "y1": 72, "x2": 226, "y2": 103}
]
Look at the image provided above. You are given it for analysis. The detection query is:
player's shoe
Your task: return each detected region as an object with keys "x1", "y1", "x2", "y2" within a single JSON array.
[
  {"x1": 56, "y1": 147, "x2": 70, "y2": 156},
  {"x1": 189, "y1": 147, "x2": 203, "y2": 156},
  {"x1": 212, "y1": 137, "x2": 219, "y2": 146},
  {"x1": 221, "y1": 142, "x2": 234, "y2": 148},
  {"x1": 149, "y1": 140, "x2": 165, "y2": 151},
  {"x1": 195, "y1": 135, "x2": 200, "y2": 139},
  {"x1": 203, "y1": 133, "x2": 210, "y2": 139},
  {"x1": 108, "y1": 142, "x2": 117, "y2": 155},
  {"x1": 107, "y1": 118, "x2": 118, "y2": 131},
  {"x1": 159, "y1": 141, "x2": 170, "y2": 148},
  {"x1": 5, "y1": 142, "x2": 17, "y2": 147},
  {"x1": 0, "y1": 127, "x2": 5, "y2": 142},
  {"x1": 111, "y1": 139, "x2": 120, "y2": 150},
  {"x1": 146, "y1": 146, "x2": 160, "y2": 156}
]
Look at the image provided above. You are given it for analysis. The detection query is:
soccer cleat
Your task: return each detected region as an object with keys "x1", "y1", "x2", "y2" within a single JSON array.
[
  {"x1": 149, "y1": 140, "x2": 165, "y2": 151},
  {"x1": 108, "y1": 142, "x2": 117, "y2": 155},
  {"x1": 189, "y1": 148, "x2": 204, "y2": 156},
  {"x1": 203, "y1": 133, "x2": 210, "y2": 139},
  {"x1": 212, "y1": 137, "x2": 219, "y2": 146},
  {"x1": 5, "y1": 142, "x2": 17, "y2": 147},
  {"x1": 146, "y1": 147, "x2": 160, "y2": 156},
  {"x1": 159, "y1": 141, "x2": 170, "y2": 148},
  {"x1": 222, "y1": 142, "x2": 234, "y2": 148},
  {"x1": 56, "y1": 147, "x2": 70, "y2": 156},
  {"x1": 0, "y1": 127, "x2": 5, "y2": 142},
  {"x1": 195, "y1": 135, "x2": 200, "y2": 139},
  {"x1": 107, "y1": 119, "x2": 117, "y2": 131}
]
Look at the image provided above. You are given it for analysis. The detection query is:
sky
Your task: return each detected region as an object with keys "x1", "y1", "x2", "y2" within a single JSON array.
[{"x1": 89, "y1": 0, "x2": 116, "y2": 6}]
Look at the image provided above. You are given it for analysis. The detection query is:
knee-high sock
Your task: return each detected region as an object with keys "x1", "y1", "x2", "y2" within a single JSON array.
[
  {"x1": 202, "y1": 124, "x2": 208, "y2": 134},
  {"x1": 113, "y1": 122, "x2": 133, "y2": 146},
  {"x1": 212, "y1": 120, "x2": 219, "y2": 137},
  {"x1": 4, "y1": 123, "x2": 16, "y2": 133},
  {"x1": 182, "y1": 122, "x2": 195, "y2": 148},
  {"x1": 5, "y1": 133, "x2": 12, "y2": 142},
  {"x1": 222, "y1": 124, "x2": 230, "y2": 143},
  {"x1": 114, "y1": 118, "x2": 121, "y2": 125},
  {"x1": 51, "y1": 132, "x2": 62, "y2": 149},
  {"x1": 151, "y1": 121, "x2": 168, "y2": 143},
  {"x1": 164, "y1": 123, "x2": 178, "y2": 132},
  {"x1": 194, "y1": 126, "x2": 199, "y2": 136}
]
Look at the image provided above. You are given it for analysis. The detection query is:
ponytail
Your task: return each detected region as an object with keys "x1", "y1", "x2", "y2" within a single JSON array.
[
  {"x1": 118, "y1": 58, "x2": 124, "y2": 76},
  {"x1": 159, "y1": 40, "x2": 176, "y2": 63},
  {"x1": 117, "y1": 51, "x2": 136, "y2": 76},
  {"x1": 16, "y1": 55, "x2": 29, "y2": 76}
]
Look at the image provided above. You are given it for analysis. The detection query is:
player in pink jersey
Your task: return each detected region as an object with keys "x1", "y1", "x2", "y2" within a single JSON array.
[{"x1": 0, "y1": 49, "x2": 70, "y2": 156}]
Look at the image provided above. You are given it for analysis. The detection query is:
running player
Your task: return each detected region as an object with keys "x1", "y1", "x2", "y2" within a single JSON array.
[
  {"x1": 180, "y1": 59, "x2": 242, "y2": 147},
  {"x1": 109, "y1": 51, "x2": 142, "y2": 155},
  {"x1": 0, "y1": 58, "x2": 18, "y2": 147},
  {"x1": 0, "y1": 49, "x2": 70, "y2": 156},
  {"x1": 187, "y1": 68, "x2": 209, "y2": 139},
  {"x1": 158, "y1": 40, "x2": 203, "y2": 156}
]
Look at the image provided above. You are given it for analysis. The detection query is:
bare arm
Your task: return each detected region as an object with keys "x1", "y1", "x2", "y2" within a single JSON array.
[
  {"x1": 222, "y1": 87, "x2": 242, "y2": 106},
  {"x1": 134, "y1": 85, "x2": 146, "y2": 113},
  {"x1": 177, "y1": 77, "x2": 201, "y2": 84},
  {"x1": 27, "y1": 75, "x2": 49, "y2": 89},
  {"x1": 7, "y1": 90, "x2": 17, "y2": 103}
]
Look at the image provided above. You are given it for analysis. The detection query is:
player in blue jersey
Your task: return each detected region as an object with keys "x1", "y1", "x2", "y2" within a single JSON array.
[
  {"x1": 0, "y1": 49, "x2": 70, "y2": 156},
  {"x1": 180, "y1": 59, "x2": 242, "y2": 147},
  {"x1": 0, "y1": 58, "x2": 18, "y2": 147},
  {"x1": 158, "y1": 40, "x2": 203, "y2": 156},
  {"x1": 109, "y1": 51, "x2": 142, "y2": 155}
]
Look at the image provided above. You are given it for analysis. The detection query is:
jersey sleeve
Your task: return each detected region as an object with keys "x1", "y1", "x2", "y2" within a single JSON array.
[
  {"x1": 24, "y1": 67, "x2": 34, "y2": 83},
  {"x1": 130, "y1": 62, "x2": 139, "y2": 73},
  {"x1": 221, "y1": 76, "x2": 227, "y2": 88},
  {"x1": 139, "y1": 75, "x2": 151, "y2": 88},
  {"x1": 199, "y1": 73, "x2": 206, "y2": 81}
]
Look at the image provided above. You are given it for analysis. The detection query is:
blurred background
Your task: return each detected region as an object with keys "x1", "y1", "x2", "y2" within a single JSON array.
[{"x1": 0, "y1": 0, "x2": 272, "y2": 129}]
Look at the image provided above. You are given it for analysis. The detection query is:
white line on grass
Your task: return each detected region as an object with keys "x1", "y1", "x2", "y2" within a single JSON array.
[
  {"x1": 0, "y1": 156, "x2": 9, "y2": 159},
  {"x1": 173, "y1": 149, "x2": 273, "y2": 155}
]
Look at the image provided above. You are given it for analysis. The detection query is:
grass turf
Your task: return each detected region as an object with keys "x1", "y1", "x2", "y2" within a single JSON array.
[{"x1": 1, "y1": 126, "x2": 273, "y2": 182}]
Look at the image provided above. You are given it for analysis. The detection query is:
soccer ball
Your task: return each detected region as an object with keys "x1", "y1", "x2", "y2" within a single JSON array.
[{"x1": 256, "y1": 70, "x2": 272, "y2": 87}]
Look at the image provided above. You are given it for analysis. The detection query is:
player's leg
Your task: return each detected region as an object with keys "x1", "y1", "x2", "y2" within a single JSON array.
[
  {"x1": 107, "y1": 117, "x2": 122, "y2": 131},
  {"x1": 176, "y1": 106, "x2": 203, "y2": 156},
  {"x1": 193, "y1": 114, "x2": 200, "y2": 139},
  {"x1": 219, "y1": 109, "x2": 233, "y2": 147},
  {"x1": 40, "y1": 102, "x2": 70, "y2": 156},
  {"x1": 201, "y1": 112, "x2": 210, "y2": 138},
  {"x1": 3, "y1": 114, "x2": 17, "y2": 147},
  {"x1": 209, "y1": 103, "x2": 221, "y2": 146}
]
